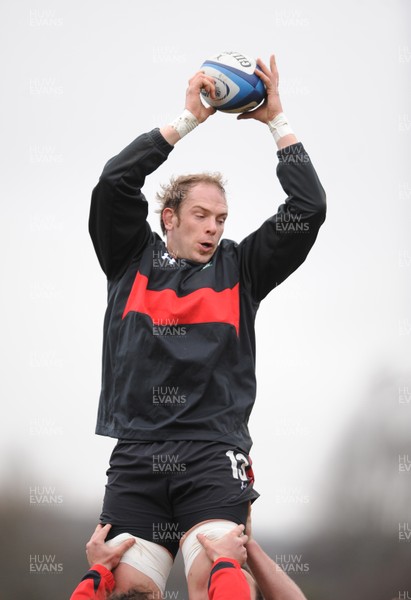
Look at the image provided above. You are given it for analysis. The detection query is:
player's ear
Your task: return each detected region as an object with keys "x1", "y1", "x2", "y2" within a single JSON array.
[{"x1": 162, "y1": 208, "x2": 175, "y2": 231}]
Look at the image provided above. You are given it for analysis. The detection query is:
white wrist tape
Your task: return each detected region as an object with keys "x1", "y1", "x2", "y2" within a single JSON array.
[
  {"x1": 267, "y1": 112, "x2": 294, "y2": 143},
  {"x1": 170, "y1": 109, "x2": 199, "y2": 139}
]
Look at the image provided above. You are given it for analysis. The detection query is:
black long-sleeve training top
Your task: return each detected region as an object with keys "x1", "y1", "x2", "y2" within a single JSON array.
[{"x1": 89, "y1": 128, "x2": 326, "y2": 451}]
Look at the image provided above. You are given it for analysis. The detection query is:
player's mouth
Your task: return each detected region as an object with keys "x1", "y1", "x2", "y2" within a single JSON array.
[{"x1": 198, "y1": 241, "x2": 214, "y2": 253}]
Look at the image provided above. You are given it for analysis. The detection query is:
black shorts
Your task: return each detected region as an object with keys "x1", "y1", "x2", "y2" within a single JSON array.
[{"x1": 100, "y1": 439, "x2": 259, "y2": 557}]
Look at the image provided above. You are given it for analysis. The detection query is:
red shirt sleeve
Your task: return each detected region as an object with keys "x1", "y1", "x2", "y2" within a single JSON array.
[
  {"x1": 70, "y1": 564, "x2": 115, "y2": 599},
  {"x1": 208, "y1": 558, "x2": 251, "y2": 600}
]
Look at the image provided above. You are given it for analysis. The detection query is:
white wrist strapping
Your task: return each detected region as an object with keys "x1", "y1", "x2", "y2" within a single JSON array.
[
  {"x1": 170, "y1": 109, "x2": 199, "y2": 139},
  {"x1": 267, "y1": 112, "x2": 294, "y2": 143}
]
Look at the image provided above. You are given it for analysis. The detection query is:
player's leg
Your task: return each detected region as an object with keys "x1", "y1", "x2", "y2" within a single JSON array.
[
  {"x1": 182, "y1": 517, "x2": 262, "y2": 600},
  {"x1": 171, "y1": 441, "x2": 259, "y2": 600},
  {"x1": 105, "y1": 534, "x2": 173, "y2": 596},
  {"x1": 100, "y1": 441, "x2": 179, "y2": 596},
  {"x1": 182, "y1": 518, "x2": 247, "y2": 600}
]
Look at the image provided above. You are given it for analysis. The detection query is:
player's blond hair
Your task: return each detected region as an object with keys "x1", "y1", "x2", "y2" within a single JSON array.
[{"x1": 155, "y1": 173, "x2": 226, "y2": 235}]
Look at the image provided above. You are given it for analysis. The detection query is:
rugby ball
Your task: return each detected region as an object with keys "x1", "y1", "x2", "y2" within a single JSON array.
[{"x1": 200, "y1": 51, "x2": 266, "y2": 113}]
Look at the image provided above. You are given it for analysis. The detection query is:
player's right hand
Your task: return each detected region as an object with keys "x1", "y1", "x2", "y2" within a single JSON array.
[{"x1": 185, "y1": 71, "x2": 217, "y2": 123}]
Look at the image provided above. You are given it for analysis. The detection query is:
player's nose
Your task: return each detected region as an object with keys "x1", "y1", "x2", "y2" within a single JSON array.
[{"x1": 205, "y1": 218, "x2": 217, "y2": 234}]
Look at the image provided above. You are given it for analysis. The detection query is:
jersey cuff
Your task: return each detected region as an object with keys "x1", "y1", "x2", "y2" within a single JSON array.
[
  {"x1": 87, "y1": 564, "x2": 115, "y2": 590},
  {"x1": 211, "y1": 557, "x2": 241, "y2": 572},
  {"x1": 151, "y1": 127, "x2": 175, "y2": 154}
]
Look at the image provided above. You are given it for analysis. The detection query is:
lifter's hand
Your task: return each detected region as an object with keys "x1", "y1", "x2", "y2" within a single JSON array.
[
  {"x1": 197, "y1": 524, "x2": 248, "y2": 565},
  {"x1": 237, "y1": 54, "x2": 283, "y2": 123},
  {"x1": 185, "y1": 71, "x2": 217, "y2": 123},
  {"x1": 85, "y1": 524, "x2": 135, "y2": 571}
]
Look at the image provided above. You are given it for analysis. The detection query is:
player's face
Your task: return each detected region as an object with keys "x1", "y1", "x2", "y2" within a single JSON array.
[{"x1": 165, "y1": 182, "x2": 228, "y2": 263}]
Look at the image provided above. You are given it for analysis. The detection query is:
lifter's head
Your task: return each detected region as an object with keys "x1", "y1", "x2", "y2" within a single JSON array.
[
  {"x1": 156, "y1": 173, "x2": 228, "y2": 264},
  {"x1": 108, "y1": 591, "x2": 152, "y2": 599}
]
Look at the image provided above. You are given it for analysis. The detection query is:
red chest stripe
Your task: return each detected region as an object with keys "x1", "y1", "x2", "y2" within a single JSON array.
[{"x1": 123, "y1": 272, "x2": 240, "y2": 335}]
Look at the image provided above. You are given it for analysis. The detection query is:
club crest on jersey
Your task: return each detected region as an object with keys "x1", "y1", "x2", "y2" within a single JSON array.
[
  {"x1": 152, "y1": 250, "x2": 187, "y2": 269},
  {"x1": 162, "y1": 251, "x2": 176, "y2": 265}
]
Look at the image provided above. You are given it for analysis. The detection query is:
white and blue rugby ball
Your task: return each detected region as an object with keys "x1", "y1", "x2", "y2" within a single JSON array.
[{"x1": 200, "y1": 51, "x2": 266, "y2": 113}]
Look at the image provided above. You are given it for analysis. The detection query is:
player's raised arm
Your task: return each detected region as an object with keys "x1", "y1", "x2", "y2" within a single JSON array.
[
  {"x1": 160, "y1": 71, "x2": 217, "y2": 145},
  {"x1": 237, "y1": 53, "x2": 326, "y2": 302},
  {"x1": 237, "y1": 54, "x2": 298, "y2": 150},
  {"x1": 89, "y1": 127, "x2": 173, "y2": 279},
  {"x1": 89, "y1": 70, "x2": 217, "y2": 279}
]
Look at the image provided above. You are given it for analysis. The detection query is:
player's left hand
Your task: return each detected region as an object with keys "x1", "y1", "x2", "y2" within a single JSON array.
[{"x1": 237, "y1": 54, "x2": 283, "y2": 124}]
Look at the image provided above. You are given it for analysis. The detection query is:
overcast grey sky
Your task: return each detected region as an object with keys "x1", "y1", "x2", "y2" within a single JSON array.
[{"x1": 1, "y1": 0, "x2": 410, "y2": 540}]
